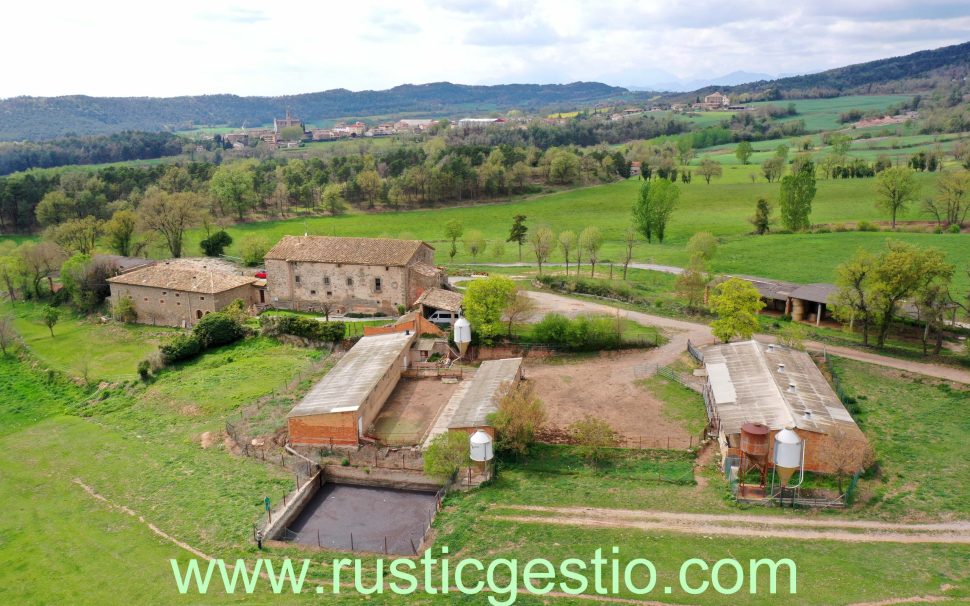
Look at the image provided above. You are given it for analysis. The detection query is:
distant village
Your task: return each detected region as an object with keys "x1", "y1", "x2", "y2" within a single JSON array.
[{"x1": 215, "y1": 91, "x2": 743, "y2": 150}]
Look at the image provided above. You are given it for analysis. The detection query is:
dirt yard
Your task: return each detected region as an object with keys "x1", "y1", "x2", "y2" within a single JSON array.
[
  {"x1": 369, "y1": 378, "x2": 458, "y2": 446},
  {"x1": 526, "y1": 350, "x2": 696, "y2": 448}
]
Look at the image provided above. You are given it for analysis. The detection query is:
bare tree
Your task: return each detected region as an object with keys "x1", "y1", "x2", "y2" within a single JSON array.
[
  {"x1": 528, "y1": 227, "x2": 555, "y2": 275},
  {"x1": 19, "y1": 241, "x2": 65, "y2": 297},
  {"x1": 829, "y1": 428, "x2": 876, "y2": 494},
  {"x1": 137, "y1": 188, "x2": 202, "y2": 258},
  {"x1": 504, "y1": 291, "x2": 538, "y2": 337},
  {"x1": 622, "y1": 228, "x2": 638, "y2": 280},
  {"x1": 0, "y1": 315, "x2": 17, "y2": 355}
]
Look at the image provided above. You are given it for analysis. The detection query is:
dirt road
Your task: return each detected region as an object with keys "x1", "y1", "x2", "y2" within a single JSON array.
[
  {"x1": 490, "y1": 504, "x2": 970, "y2": 544},
  {"x1": 520, "y1": 289, "x2": 970, "y2": 385}
]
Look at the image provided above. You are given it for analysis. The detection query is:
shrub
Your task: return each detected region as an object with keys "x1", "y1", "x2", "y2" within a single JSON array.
[
  {"x1": 262, "y1": 314, "x2": 346, "y2": 342},
  {"x1": 856, "y1": 220, "x2": 878, "y2": 232},
  {"x1": 240, "y1": 234, "x2": 270, "y2": 266},
  {"x1": 531, "y1": 313, "x2": 621, "y2": 351},
  {"x1": 112, "y1": 295, "x2": 137, "y2": 323},
  {"x1": 192, "y1": 312, "x2": 244, "y2": 348},
  {"x1": 488, "y1": 381, "x2": 546, "y2": 456},
  {"x1": 137, "y1": 359, "x2": 151, "y2": 380},
  {"x1": 568, "y1": 416, "x2": 621, "y2": 466},
  {"x1": 423, "y1": 431, "x2": 470, "y2": 480},
  {"x1": 159, "y1": 333, "x2": 202, "y2": 364},
  {"x1": 199, "y1": 230, "x2": 233, "y2": 257},
  {"x1": 947, "y1": 224, "x2": 961, "y2": 234}
]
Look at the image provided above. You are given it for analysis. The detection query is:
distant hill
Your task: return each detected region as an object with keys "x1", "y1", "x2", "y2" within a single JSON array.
[
  {"x1": 0, "y1": 82, "x2": 631, "y2": 141},
  {"x1": 675, "y1": 41, "x2": 970, "y2": 101}
]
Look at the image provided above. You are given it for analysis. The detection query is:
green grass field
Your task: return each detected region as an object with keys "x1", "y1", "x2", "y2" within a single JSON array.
[
  {"x1": 747, "y1": 95, "x2": 913, "y2": 131},
  {"x1": 830, "y1": 357, "x2": 970, "y2": 518},
  {"x1": 1, "y1": 301, "x2": 176, "y2": 381},
  {"x1": 176, "y1": 173, "x2": 969, "y2": 293}
]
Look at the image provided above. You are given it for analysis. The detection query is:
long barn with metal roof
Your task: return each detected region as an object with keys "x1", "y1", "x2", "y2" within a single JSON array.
[{"x1": 701, "y1": 340, "x2": 869, "y2": 474}]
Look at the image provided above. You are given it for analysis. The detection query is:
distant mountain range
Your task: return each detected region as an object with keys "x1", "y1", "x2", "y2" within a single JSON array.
[
  {"x1": 0, "y1": 82, "x2": 631, "y2": 141},
  {"x1": 1, "y1": 41, "x2": 967, "y2": 141},
  {"x1": 627, "y1": 71, "x2": 797, "y2": 93}
]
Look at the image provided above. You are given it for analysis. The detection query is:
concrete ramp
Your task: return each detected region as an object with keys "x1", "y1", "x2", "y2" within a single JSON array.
[{"x1": 422, "y1": 378, "x2": 474, "y2": 449}]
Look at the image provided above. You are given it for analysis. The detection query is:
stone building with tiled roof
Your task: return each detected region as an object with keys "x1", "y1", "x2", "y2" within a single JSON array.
[
  {"x1": 107, "y1": 259, "x2": 261, "y2": 327},
  {"x1": 264, "y1": 236, "x2": 446, "y2": 315}
]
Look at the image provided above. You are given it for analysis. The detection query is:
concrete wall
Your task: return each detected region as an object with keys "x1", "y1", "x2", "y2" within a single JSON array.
[
  {"x1": 263, "y1": 471, "x2": 324, "y2": 540},
  {"x1": 108, "y1": 282, "x2": 257, "y2": 328}
]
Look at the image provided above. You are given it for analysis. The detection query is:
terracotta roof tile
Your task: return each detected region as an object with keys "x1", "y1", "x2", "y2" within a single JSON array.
[
  {"x1": 107, "y1": 263, "x2": 256, "y2": 294},
  {"x1": 265, "y1": 235, "x2": 432, "y2": 266},
  {"x1": 415, "y1": 287, "x2": 463, "y2": 311}
]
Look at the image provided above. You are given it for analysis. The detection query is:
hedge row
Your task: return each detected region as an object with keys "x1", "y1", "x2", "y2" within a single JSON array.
[
  {"x1": 260, "y1": 314, "x2": 346, "y2": 343},
  {"x1": 159, "y1": 311, "x2": 245, "y2": 365}
]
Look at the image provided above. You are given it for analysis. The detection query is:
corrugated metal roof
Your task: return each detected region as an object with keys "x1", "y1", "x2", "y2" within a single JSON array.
[
  {"x1": 706, "y1": 363, "x2": 736, "y2": 404},
  {"x1": 702, "y1": 340, "x2": 862, "y2": 438},
  {"x1": 789, "y1": 283, "x2": 837, "y2": 304},
  {"x1": 287, "y1": 332, "x2": 415, "y2": 418},
  {"x1": 448, "y1": 358, "x2": 523, "y2": 430}
]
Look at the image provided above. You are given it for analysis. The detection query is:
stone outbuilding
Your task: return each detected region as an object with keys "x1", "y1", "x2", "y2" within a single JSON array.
[
  {"x1": 264, "y1": 236, "x2": 446, "y2": 316},
  {"x1": 106, "y1": 259, "x2": 260, "y2": 327}
]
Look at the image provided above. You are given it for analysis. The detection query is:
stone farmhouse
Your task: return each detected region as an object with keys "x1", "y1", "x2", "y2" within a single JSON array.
[
  {"x1": 700, "y1": 91, "x2": 730, "y2": 110},
  {"x1": 106, "y1": 259, "x2": 263, "y2": 327},
  {"x1": 264, "y1": 236, "x2": 446, "y2": 315}
]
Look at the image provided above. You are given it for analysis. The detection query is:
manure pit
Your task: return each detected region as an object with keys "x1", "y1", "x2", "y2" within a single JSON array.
[{"x1": 284, "y1": 483, "x2": 438, "y2": 555}]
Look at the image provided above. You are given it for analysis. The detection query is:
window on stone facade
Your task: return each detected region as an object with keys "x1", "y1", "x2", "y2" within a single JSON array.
[
  {"x1": 162, "y1": 291, "x2": 167, "y2": 295},
  {"x1": 200, "y1": 296, "x2": 205, "y2": 301},
  {"x1": 346, "y1": 277, "x2": 353, "y2": 287},
  {"x1": 374, "y1": 277, "x2": 382, "y2": 291},
  {"x1": 160, "y1": 300, "x2": 165, "y2": 304},
  {"x1": 324, "y1": 276, "x2": 330, "y2": 286},
  {"x1": 310, "y1": 290, "x2": 316, "y2": 295},
  {"x1": 143, "y1": 297, "x2": 148, "y2": 302},
  {"x1": 326, "y1": 291, "x2": 332, "y2": 297},
  {"x1": 295, "y1": 275, "x2": 301, "y2": 284}
]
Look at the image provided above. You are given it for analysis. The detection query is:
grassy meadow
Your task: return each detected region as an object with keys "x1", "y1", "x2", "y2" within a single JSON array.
[{"x1": 186, "y1": 171, "x2": 970, "y2": 293}]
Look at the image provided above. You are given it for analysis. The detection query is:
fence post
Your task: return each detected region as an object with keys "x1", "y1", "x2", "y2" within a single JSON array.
[
  {"x1": 350, "y1": 533, "x2": 354, "y2": 551},
  {"x1": 317, "y1": 529, "x2": 321, "y2": 547}
]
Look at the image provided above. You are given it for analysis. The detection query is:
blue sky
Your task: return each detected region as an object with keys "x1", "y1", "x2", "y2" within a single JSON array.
[{"x1": 3, "y1": 0, "x2": 968, "y2": 97}]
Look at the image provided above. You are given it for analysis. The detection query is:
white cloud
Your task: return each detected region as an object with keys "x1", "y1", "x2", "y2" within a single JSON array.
[{"x1": 1, "y1": 0, "x2": 967, "y2": 97}]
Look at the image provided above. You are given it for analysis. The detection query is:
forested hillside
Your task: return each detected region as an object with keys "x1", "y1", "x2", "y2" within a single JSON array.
[
  {"x1": 681, "y1": 40, "x2": 970, "y2": 100},
  {"x1": 0, "y1": 132, "x2": 185, "y2": 175},
  {"x1": 0, "y1": 82, "x2": 631, "y2": 141}
]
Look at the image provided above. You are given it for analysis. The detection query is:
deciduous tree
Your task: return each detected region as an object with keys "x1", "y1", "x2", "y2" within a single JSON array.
[
  {"x1": 488, "y1": 381, "x2": 546, "y2": 456},
  {"x1": 528, "y1": 226, "x2": 555, "y2": 275},
  {"x1": 444, "y1": 219, "x2": 463, "y2": 261},
  {"x1": 463, "y1": 276, "x2": 517, "y2": 343},
  {"x1": 558, "y1": 230, "x2": 576, "y2": 274},
  {"x1": 735, "y1": 141, "x2": 753, "y2": 165},
  {"x1": 697, "y1": 158, "x2": 723, "y2": 184},
  {"x1": 463, "y1": 229, "x2": 487, "y2": 261},
  {"x1": 579, "y1": 226, "x2": 603, "y2": 277},
  {"x1": 875, "y1": 166, "x2": 919, "y2": 229},
  {"x1": 137, "y1": 189, "x2": 201, "y2": 258},
  {"x1": 709, "y1": 277, "x2": 764, "y2": 343},
  {"x1": 779, "y1": 164, "x2": 816, "y2": 231}
]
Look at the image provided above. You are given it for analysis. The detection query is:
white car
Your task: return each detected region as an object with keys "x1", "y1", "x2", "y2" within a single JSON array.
[{"x1": 427, "y1": 310, "x2": 458, "y2": 324}]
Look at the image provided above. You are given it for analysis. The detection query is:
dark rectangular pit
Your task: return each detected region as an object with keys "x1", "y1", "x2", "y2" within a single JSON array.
[{"x1": 284, "y1": 483, "x2": 437, "y2": 554}]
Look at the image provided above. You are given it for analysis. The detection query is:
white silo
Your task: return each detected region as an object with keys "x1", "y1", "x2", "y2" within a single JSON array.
[
  {"x1": 454, "y1": 316, "x2": 472, "y2": 358},
  {"x1": 773, "y1": 427, "x2": 805, "y2": 488},
  {"x1": 469, "y1": 430, "x2": 494, "y2": 462}
]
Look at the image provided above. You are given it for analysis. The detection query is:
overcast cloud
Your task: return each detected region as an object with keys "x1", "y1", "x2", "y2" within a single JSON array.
[{"x1": 3, "y1": 0, "x2": 968, "y2": 98}]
